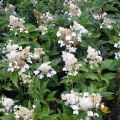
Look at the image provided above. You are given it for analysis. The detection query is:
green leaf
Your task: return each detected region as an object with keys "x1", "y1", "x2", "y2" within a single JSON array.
[
  {"x1": 24, "y1": 24, "x2": 37, "y2": 32},
  {"x1": 2, "y1": 83, "x2": 13, "y2": 91},
  {"x1": 80, "y1": 65, "x2": 89, "y2": 72},
  {"x1": 10, "y1": 71, "x2": 19, "y2": 88},
  {"x1": 93, "y1": 0, "x2": 108, "y2": 10},
  {"x1": 101, "y1": 59, "x2": 113, "y2": 69},
  {"x1": 0, "y1": 114, "x2": 15, "y2": 120},
  {"x1": 51, "y1": 58, "x2": 62, "y2": 66},
  {"x1": 40, "y1": 81, "x2": 49, "y2": 96},
  {"x1": 45, "y1": 91, "x2": 56, "y2": 102},
  {"x1": 28, "y1": 100, "x2": 32, "y2": 109},
  {"x1": 42, "y1": 115, "x2": 58, "y2": 120},
  {"x1": 0, "y1": 61, "x2": 7, "y2": 68},
  {"x1": 101, "y1": 73, "x2": 117, "y2": 85},
  {"x1": 83, "y1": 72, "x2": 99, "y2": 80},
  {"x1": 101, "y1": 92, "x2": 113, "y2": 100}
]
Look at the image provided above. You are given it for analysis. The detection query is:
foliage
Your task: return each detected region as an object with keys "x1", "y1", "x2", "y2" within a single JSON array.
[{"x1": 0, "y1": 0, "x2": 120, "y2": 120}]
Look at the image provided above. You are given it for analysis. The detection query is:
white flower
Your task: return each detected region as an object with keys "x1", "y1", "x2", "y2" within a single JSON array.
[
  {"x1": 45, "y1": 12, "x2": 53, "y2": 23},
  {"x1": 14, "y1": 106, "x2": 34, "y2": 120},
  {"x1": 20, "y1": 27, "x2": 24, "y2": 32},
  {"x1": 32, "y1": 105, "x2": 36, "y2": 109},
  {"x1": 87, "y1": 111, "x2": 94, "y2": 117},
  {"x1": 92, "y1": 12, "x2": 114, "y2": 30},
  {"x1": 57, "y1": 22, "x2": 90, "y2": 53},
  {"x1": 57, "y1": 27, "x2": 72, "y2": 44},
  {"x1": 8, "y1": 66, "x2": 14, "y2": 72},
  {"x1": 47, "y1": 70, "x2": 56, "y2": 77},
  {"x1": 94, "y1": 113, "x2": 99, "y2": 117},
  {"x1": 9, "y1": 15, "x2": 27, "y2": 33},
  {"x1": 57, "y1": 31, "x2": 61, "y2": 37},
  {"x1": 6, "y1": 43, "x2": 19, "y2": 52},
  {"x1": 5, "y1": 43, "x2": 41, "y2": 73},
  {"x1": 38, "y1": 62, "x2": 51, "y2": 74},
  {"x1": 66, "y1": 35, "x2": 72, "y2": 41},
  {"x1": 93, "y1": 12, "x2": 107, "y2": 20},
  {"x1": 79, "y1": 93, "x2": 93, "y2": 111},
  {"x1": 9, "y1": 15, "x2": 25, "y2": 32},
  {"x1": 72, "y1": 32, "x2": 76, "y2": 37},
  {"x1": 66, "y1": 45, "x2": 77, "y2": 53},
  {"x1": 100, "y1": 18, "x2": 115, "y2": 30},
  {"x1": 114, "y1": 41, "x2": 120, "y2": 60},
  {"x1": 19, "y1": 73, "x2": 32, "y2": 84},
  {"x1": 69, "y1": 3, "x2": 82, "y2": 18},
  {"x1": 25, "y1": 30, "x2": 28, "y2": 33},
  {"x1": 62, "y1": 51, "x2": 81, "y2": 75},
  {"x1": 1, "y1": 97, "x2": 14, "y2": 111},
  {"x1": 61, "y1": 91, "x2": 103, "y2": 115},
  {"x1": 6, "y1": 51, "x2": 18, "y2": 61},
  {"x1": 38, "y1": 25, "x2": 48, "y2": 35},
  {"x1": 101, "y1": 104, "x2": 104, "y2": 108},
  {"x1": 115, "y1": 51, "x2": 120, "y2": 60},
  {"x1": 92, "y1": 93, "x2": 102, "y2": 108},
  {"x1": 34, "y1": 11, "x2": 53, "y2": 26},
  {"x1": 73, "y1": 110, "x2": 79, "y2": 115},
  {"x1": 58, "y1": 40, "x2": 65, "y2": 47},
  {"x1": 72, "y1": 21, "x2": 89, "y2": 35},
  {"x1": 5, "y1": 4, "x2": 15, "y2": 13},
  {"x1": 61, "y1": 91, "x2": 79, "y2": 105},
  {"x1": 34, "y1": 70, "x2": 39, "y2": 75},
  {"x1": 85, "y1": 116, "x2": 91, "y2": 120},
  {"x1": 39, "y1": 74, "x2": 44, "y2": 79},
  {"x1": 33, "y1": 48, "x2": 45, "y2": 60},
  {"x1": 70, "y1": 21, "x2": 91, "y2": 42},
  {"x1": 9, "y1": 15, "x2": 19, "y2": 26},
  {"x1": 93, "y1": 14, "x2": 101, "y2": 20},
  {"x1": 41, "y1": 12, "x2": 53, "y2": 24},
  {"x1": 20, "y1": 64, "x2": 30, "y2": 73},
  {"x1": 57, "y1": 24, "x2": 88, "y2": 52},
  {"x1": 34, "y1": 62, "x2": 56, "y2": 79},
  {"x1": 87, "y1": 46, "x2": 102, "y2": 69},
  {"x1": 114, "y1": 41, "x2": 120, "y2": 48}
]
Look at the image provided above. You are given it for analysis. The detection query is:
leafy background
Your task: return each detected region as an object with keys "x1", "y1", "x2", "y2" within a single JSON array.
[{"x1": 0, "y1": 0, "x2": 120, "y2": 120}]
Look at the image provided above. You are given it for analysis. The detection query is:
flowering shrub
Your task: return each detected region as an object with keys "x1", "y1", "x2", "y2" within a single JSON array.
[{"x1": 0, "y1": 0, "x2": 120, "y2": 120}]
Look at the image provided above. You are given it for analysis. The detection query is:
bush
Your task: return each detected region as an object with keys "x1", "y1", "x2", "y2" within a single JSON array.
[{"x1": 0, "y1": 0, "x2": 120, "y2": 120}]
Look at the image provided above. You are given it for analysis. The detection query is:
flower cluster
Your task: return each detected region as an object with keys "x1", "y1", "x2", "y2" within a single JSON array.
[
  {"x1": 0, "y1": 97, "x2": 14, "y2": 112},
  {"x1": 32, "y1": 48, "x2": 45, "y2": 60},
  {"x1": 57, "y1": 27, "x2": 77, "y2": 52},
  {"x1": 34, "y1": 62, "x2": 56, "y2": 79},
  {"x1": 62, "y1": 51, "x2": 81, "y2": 76},
  {"x1": 114, "y1": 41, "x2": 120, "y2": 60},
  {"x1": 5, "y1": 4, "x2": 15, "y2": 13},
  {"x1": 64, "y1": 0, "x2": 82, "y2": 18},
  {"x1": 114, "y1": 41, "x2": 120, "y2": 48},
  {"x1": 87, "y1": 46, "x2": 102, "y2": 69},
  {"x1": 57, "y1": 21, "x2": 90, "y2": 52},
  {"x1": 5, "y1": 42, "x2": 44, "y2": 73},
  {"x1": 93, "y1": 12, "x2": 115, "y2": 30},
  {"x1": 19, "y1": 73, "x2": 32, "y2": 84},
  {"x1": 9, "y1": 15, "x2": 28, "y2": 33},
  {"x1": 100, "y1": 18, "x2": 115, "y2": 30},
  {"x1": 14, "y1": 105, "x2": 35, "y2": 120},
  {"x1": 93, "y1": 12, "x2": 107, "y2": 21},
  {"x1": 0, "y1": 97, "x2": 35, "y2": 120},
  {"x1": 38, "y1": 25, "x2": 48, "y2": 35},
  {"x1": 61, "y1": 90, "x2": 103, "y2": 117},
  {"x1": 0, "y1": 0, "x2": 118, "y2": 119},
  {"x1": 34, "y1": 10, "x2": 54, "y2": 35}
]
